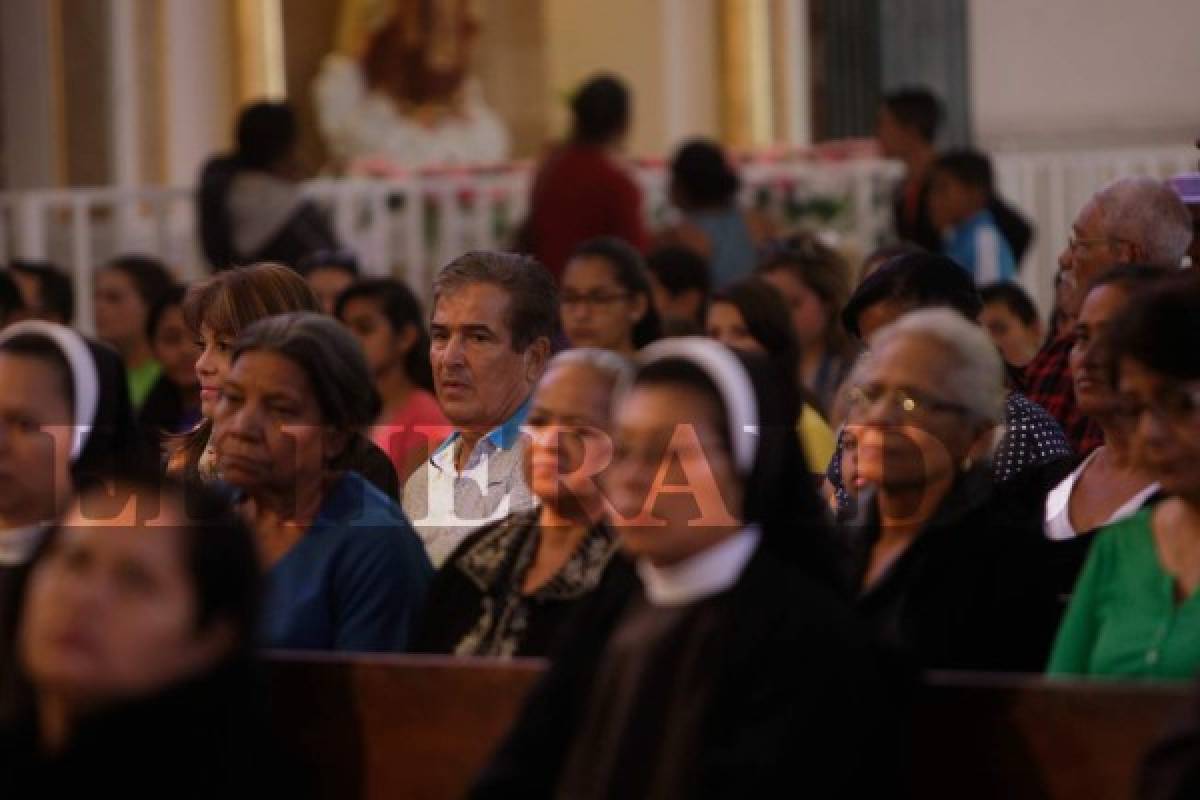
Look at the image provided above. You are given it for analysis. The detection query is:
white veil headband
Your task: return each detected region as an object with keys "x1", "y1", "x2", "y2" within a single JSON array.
[
  {"x1": 636, "y1": 337, "x2": 760, "y2": 476},
  {"x1": 0, "y1": 320, "x2": 99, "y2": 461}
]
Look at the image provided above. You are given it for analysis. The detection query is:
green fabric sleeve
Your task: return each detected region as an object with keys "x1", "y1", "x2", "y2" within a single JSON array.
[{"x1": 1046, "y1": 527, "x2": 1114, "y2": 676}]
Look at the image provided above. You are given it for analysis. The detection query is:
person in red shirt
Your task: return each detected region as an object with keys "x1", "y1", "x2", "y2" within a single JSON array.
[{"x1": 522, "y1": 74, "x2": 649, "y2": 281}]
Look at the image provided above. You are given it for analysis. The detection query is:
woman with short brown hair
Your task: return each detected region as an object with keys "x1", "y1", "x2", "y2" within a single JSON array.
[{"x1": 168, "y1": 262, "x2": 319, "y2": 481}]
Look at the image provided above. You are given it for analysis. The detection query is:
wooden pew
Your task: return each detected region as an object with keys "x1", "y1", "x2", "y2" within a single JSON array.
[
  {"x1": 267, "y1": 653, "x2": 545, "y2": 800},
  {"x1": 267, "y1": 655, "x2": 1194, "y2": 800},
  {"x1": 911, "y1": 672, "x2": 1192, "y2": 800}
]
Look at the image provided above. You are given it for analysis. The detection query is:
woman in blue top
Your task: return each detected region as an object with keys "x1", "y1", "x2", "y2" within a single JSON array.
[{"x1": 212, "y1": 311, "x2": 431, "y2": 652}]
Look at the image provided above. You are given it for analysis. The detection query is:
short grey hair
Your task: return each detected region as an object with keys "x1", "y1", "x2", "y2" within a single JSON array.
[
  {"x1": 869, "y1": 308, "x2": 1006, "y2": 425},
  {"x1": 544, "y1": 347, "x2": 634, "y2": 418},
  {"x1": 1093, "y1": 177, "x2": 1193, "y2": 267}
]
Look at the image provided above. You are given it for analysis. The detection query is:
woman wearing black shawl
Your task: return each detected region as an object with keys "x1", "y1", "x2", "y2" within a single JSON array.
[{"x1": 470, "y1": 337, "x2": 891, "y2": 799}]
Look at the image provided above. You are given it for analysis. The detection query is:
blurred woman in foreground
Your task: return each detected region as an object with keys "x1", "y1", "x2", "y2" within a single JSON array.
[{"x1": 0, "y1": 479, "x2": 295, "y2": 797}]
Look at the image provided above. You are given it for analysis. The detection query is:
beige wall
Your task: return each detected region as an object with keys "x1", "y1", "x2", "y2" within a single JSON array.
[
  {"x1": 542, "y1": 0, "x2": 662, "y2": 155},
  {"x1": 542, "y1": 0, "x2": 721, "y2": 158},
  {"x1": 1, "y1": 0, "x2": 61, "y2": 189},
  {"x1": 160, "y1": 0, "x2": 238, "y2": 185},
  {"x1": 970, "y1": 0, "x2": 1200, "y2": 150},
  {"x1": 667, "y1": 0, "x2": 721, "y2": 147},
  {"x1": 282, "y1": 0, "x2": 341, "y2": 174},
  {"x1": 477, "y1": 0, "x2": 549, "y2": 159},
  {"x1": 60, "y1": 0, "x2": 113, "y2": 187}
]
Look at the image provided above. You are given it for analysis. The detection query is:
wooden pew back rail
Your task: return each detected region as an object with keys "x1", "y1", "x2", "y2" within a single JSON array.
[{"x1": 266, "y1": 655, "x2": 1193, "y2": 800}]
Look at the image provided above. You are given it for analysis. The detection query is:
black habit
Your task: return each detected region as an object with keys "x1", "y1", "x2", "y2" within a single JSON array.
[
  {"x1": 469, "y1": 539, "x2": 893, "y2": 799},
  {"x1": 839, "y1": 464, "x2": 1077, "y2": 673}
]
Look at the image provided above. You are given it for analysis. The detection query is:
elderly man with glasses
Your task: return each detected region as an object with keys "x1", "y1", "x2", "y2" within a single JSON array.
[{"x1": 1024, "y1": 177, "x2": 1193, "y2": 455}]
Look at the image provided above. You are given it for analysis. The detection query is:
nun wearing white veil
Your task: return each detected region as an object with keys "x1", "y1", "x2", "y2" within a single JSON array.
[
  {"x1": 470, "y1": 337, "x2": 891, "y2": 799},
  {"x1": 0, "y1": 321, "x2": 150, "y2": 675}
]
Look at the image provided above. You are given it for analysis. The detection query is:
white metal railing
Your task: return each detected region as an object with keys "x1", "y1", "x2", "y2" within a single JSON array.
[{"x1": 0, "y1": 143, "x2": 1194, "y2": 332}]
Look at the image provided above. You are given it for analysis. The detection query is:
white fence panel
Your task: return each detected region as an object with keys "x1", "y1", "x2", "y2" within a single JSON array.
[{"x1": 0, "y1": 145, "x2": 1193, "y2": 331}]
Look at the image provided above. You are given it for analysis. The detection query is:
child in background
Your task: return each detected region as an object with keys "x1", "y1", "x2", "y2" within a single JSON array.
[
  {"x1": 979, "y1": 281, "x2": 1044, "y2": 369},
  {"x1": 94, "y1": 255, "x2": 176, "y2": 409},
  {"x1": 645, "y1": 246, "x2": 712, "y2": 335},
  {"x1": 298, "y1": 249, "x2": 360, "y2": 316},
  {"x1": 139, "y1": 285, "x2": 203, "y2": 448},
  {"x1": 928, "y1": 150, "x2": 1016, "y2": 284},
  {"x1": 336, "y1": 278, "x2": 448, "y2": 483}
]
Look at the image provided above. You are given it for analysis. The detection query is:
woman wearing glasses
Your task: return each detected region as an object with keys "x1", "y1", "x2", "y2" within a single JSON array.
[
  {"x1": 559, "y1": 237, "x2": 661, "y2": 357},
  {"x1": 1049, "y1": 275, "x2": 1200, "y2": 679},
  {"x1": 837, "y1": 308, "x2": 1049, "y2": 671}
]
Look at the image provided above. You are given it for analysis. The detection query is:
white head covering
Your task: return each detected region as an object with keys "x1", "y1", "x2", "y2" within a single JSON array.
[
  {"x1": 0, "y1": 320, "x2": 99, "y2": 461},
  {"x1": 636, "y1": 337, "x2": 760, "y2": 476}
]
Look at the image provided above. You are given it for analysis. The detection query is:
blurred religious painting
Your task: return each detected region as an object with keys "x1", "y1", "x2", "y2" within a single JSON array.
[{"x1": 314, "y1": 0, "x2": 509, "y2": 170}]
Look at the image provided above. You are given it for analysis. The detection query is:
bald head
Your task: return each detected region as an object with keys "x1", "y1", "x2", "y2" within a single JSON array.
[{"x1": 1092, "y1": 177, "x2": 1192, "y2": 266}]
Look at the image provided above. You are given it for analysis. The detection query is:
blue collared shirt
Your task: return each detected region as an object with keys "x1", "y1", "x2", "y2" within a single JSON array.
[
  {"x1": 432, "y1": 395, "x2": 533, "y2": 460},
  {"x1": 405, "y1": 395, "x2": 538, "y2": 566}
]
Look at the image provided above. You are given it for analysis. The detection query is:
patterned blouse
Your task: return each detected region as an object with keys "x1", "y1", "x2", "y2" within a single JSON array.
[{"x1": 450, "y1": 510, "x2": 620, "y2": 658}]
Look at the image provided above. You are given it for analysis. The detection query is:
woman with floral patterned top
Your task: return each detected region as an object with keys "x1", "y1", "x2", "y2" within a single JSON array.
[{"x1": 411, "y1": 349, "x2": 633, "y2": 658}]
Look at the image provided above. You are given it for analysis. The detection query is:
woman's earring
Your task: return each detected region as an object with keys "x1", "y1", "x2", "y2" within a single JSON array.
[{"x1": 961, "y1": 455, "x2": 974, "y2": 472}]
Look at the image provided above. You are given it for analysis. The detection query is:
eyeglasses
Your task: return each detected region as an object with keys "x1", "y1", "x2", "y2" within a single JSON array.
[
  {"x1": 847, "y1": 383, "x2": 970, "y2": 418},
  {"x1": 1067, "y1": 235, "x2": 1133, "y2": 255},
  {"x1": 561, "y1": 291, "x2": 631, "y2": 309},
  {"x1": 1114, "y1": 386, "x2": 1200, "y2": 428}
]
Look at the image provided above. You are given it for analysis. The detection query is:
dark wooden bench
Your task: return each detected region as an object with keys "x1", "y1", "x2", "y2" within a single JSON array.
[
  {"x1": 267, "y1": 654, "x2": 1195, "y2": 800},
  {"x1": 912, "y1": 672, "x2": 1192, "y2": 799},
  {"x1": 267, "y1": 653, "x2": 545, "y2": 800}
]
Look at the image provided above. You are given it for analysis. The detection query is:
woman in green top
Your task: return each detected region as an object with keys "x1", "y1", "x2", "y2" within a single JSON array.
[
  {"x1": 1049, "y1": 274, "x2": 1200, "y2": 680},
  {"x1": 93, "y1": 255, "x2": 175, "y2": 409}
]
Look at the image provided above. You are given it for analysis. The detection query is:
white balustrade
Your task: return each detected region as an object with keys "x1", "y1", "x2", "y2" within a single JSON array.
[{"x1": 0, "y1": 145, "x2": 1193, "y2": 333}]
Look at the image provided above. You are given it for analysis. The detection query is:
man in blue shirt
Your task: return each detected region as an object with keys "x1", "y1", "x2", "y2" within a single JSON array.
[
  {"x1": 403, "y1": 251, "x2": 556, "y2": 566},
  {"x1": 929, "y1": 149, "x2": 1016, "y2": 285}
]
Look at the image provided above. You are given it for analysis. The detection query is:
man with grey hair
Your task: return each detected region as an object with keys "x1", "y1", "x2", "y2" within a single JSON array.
[
  {"x1": 1025, "y1": 176, "x2": 1191, "y2": 454},
  {"x1": 403, "y1": 251, "x2": 556, "y2": 566}
]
